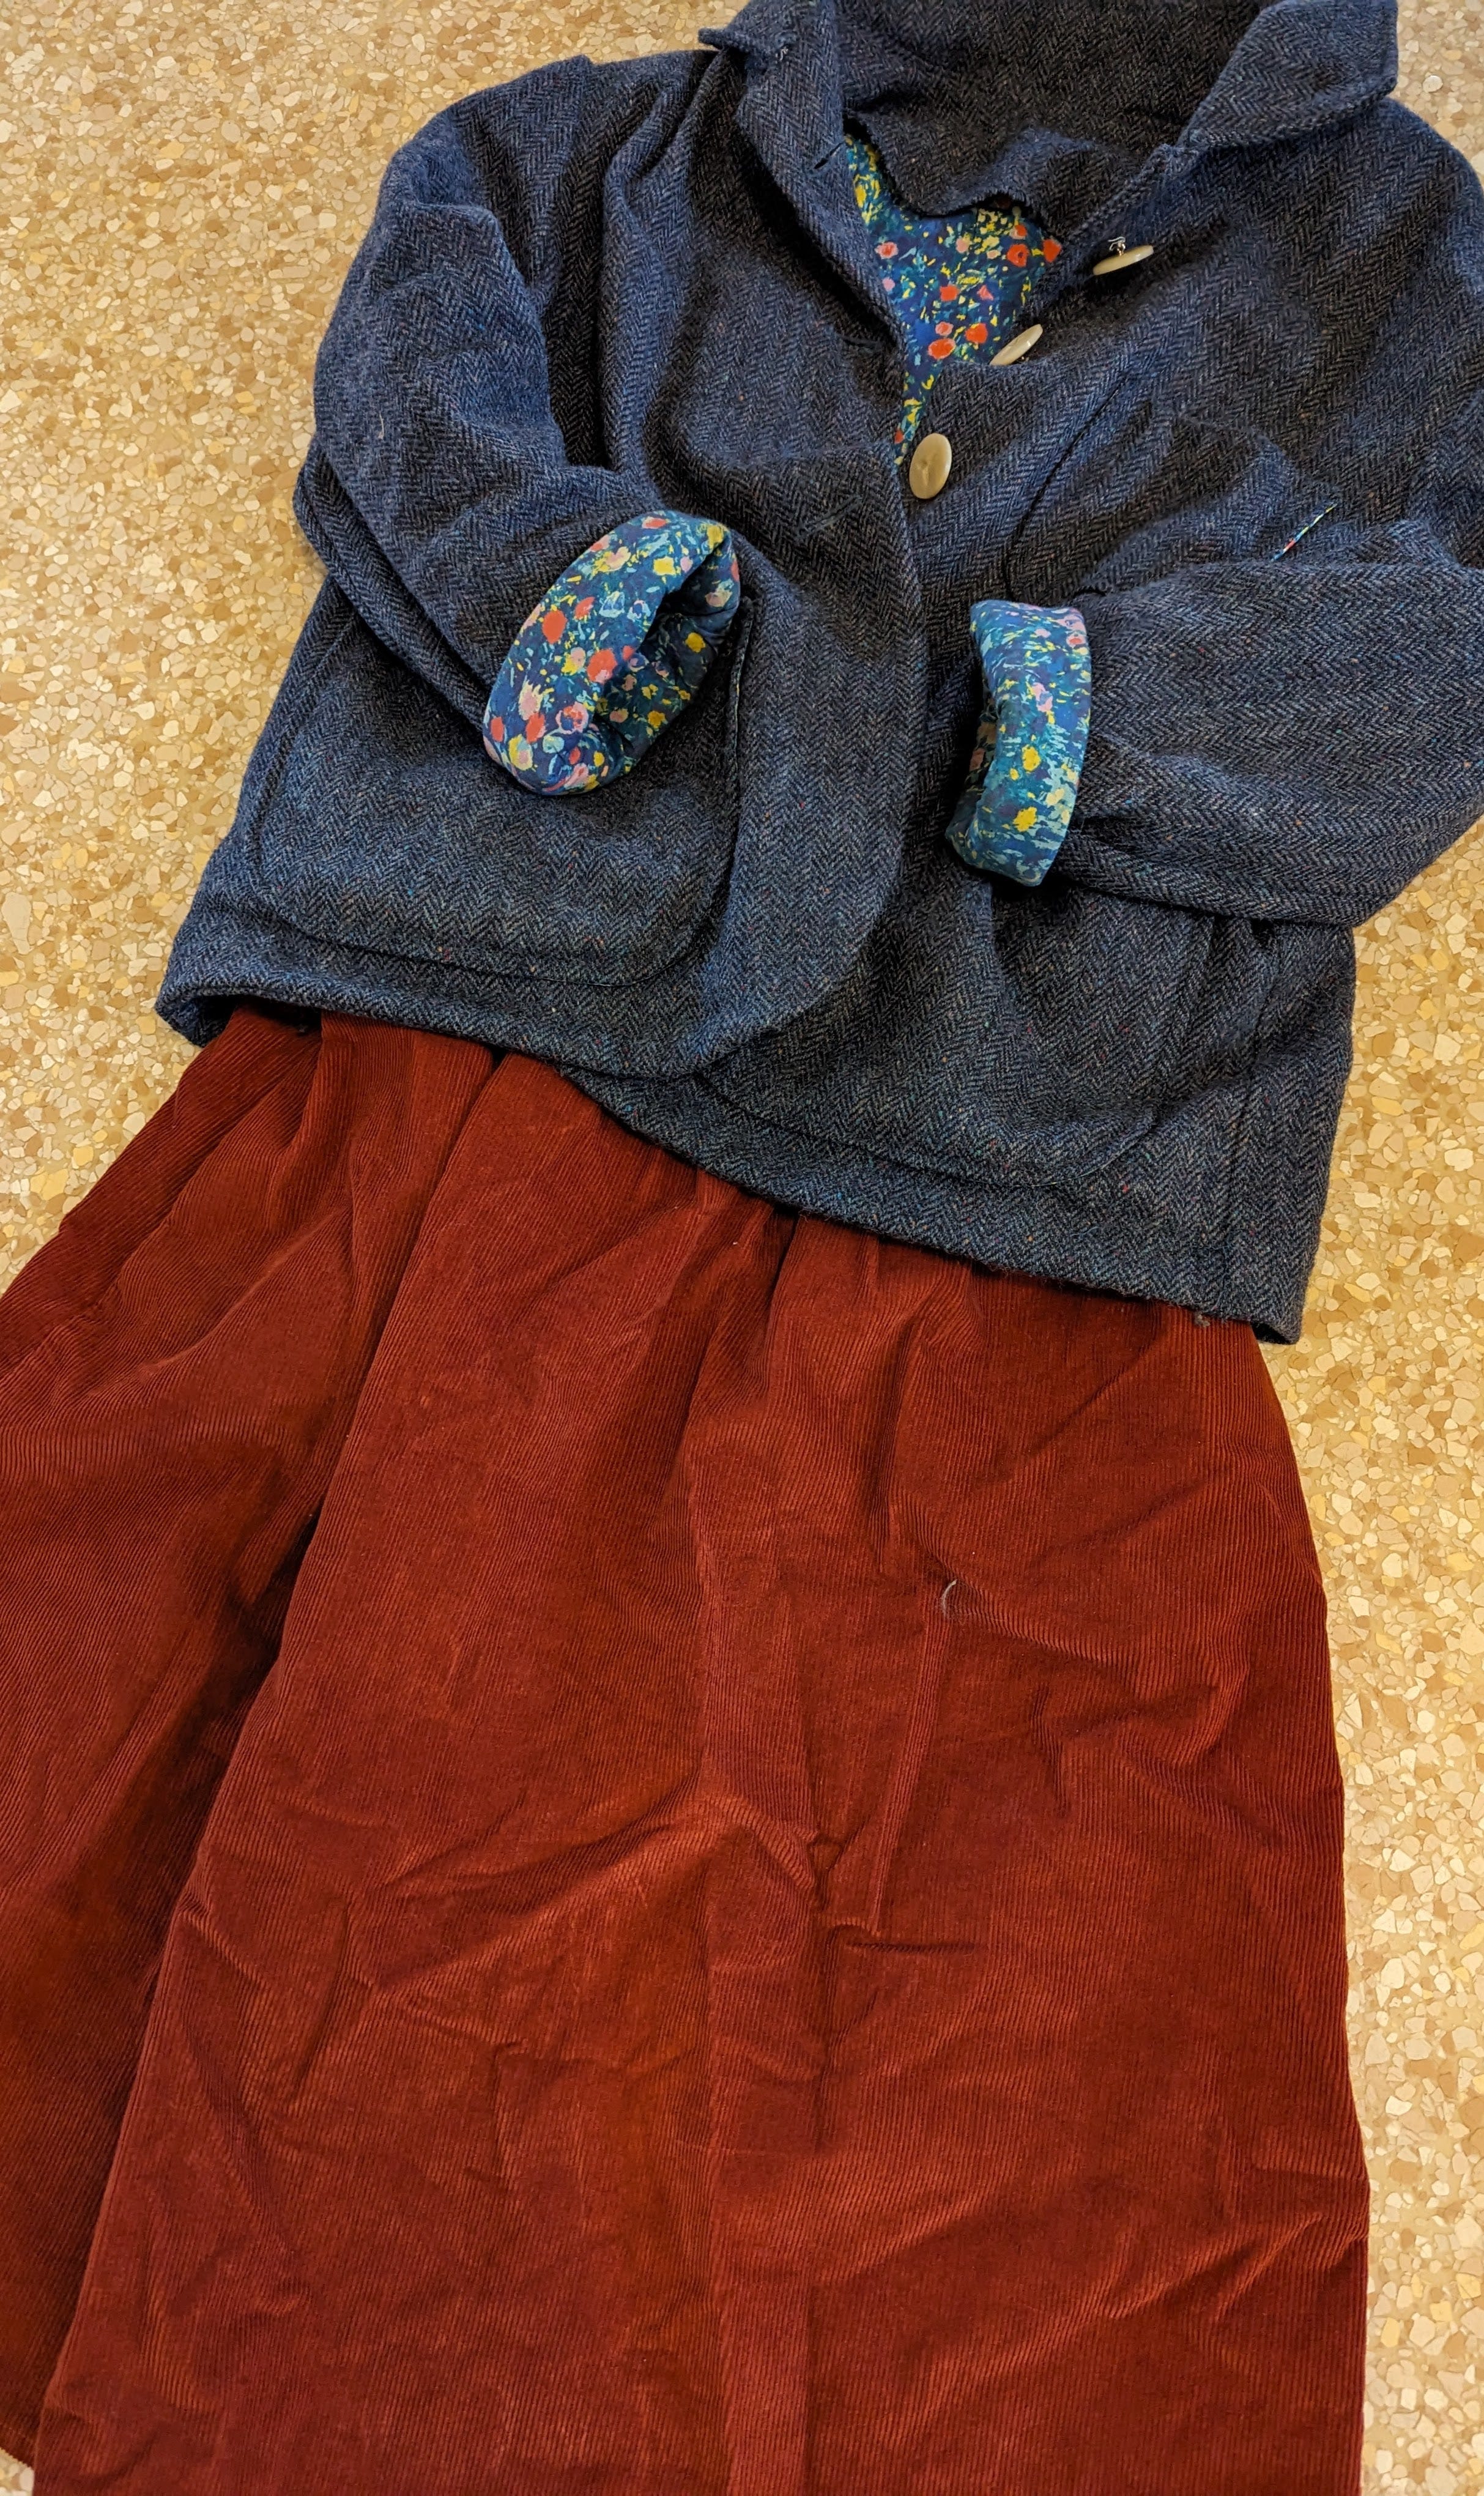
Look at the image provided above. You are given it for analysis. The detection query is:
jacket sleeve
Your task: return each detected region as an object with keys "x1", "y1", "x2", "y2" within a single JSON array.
[
  {"x1": 1051, "y1": 383, "x2": 1484, "y2": 929},
  {"x1": 294, "y1": 57, "x2": 729, "y2": 711}
]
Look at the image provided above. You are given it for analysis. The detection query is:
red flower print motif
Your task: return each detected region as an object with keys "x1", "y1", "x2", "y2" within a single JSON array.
[
  {"x1": 540, "y1": 607, "x2": 566, "y2": 643},
  {"x1": 938, "y1": 281, "x2": 959, "y2": 301},
  {"x1": 928, "y1": 336, "x2": 954, "y2": 359},
  {"x1": 1043, "y1": 237, "x2": 1062, "y2": 261},
  {"x1": 965, "y1": 321, "x2": 988, "y2": 344},
  {"x1": 525, "y1": 711, "x2": 546, "y2": 740},
  {"x1": 573, "y1": 595, "x2": 595, "y2": 620},
  {"x1": 486, "y1": 715, "x2": 505, "y2": 745},
  {"x1": 1012, "y1": 221, "x2": 1026, "y2": 238},
  {"x1": 1007, "y1": 242, "x2": 1029, "y2": 266},
  {"x1": 876, "y1": 239, "x2": 897, "y2": 258},
  {"x1": 587, "y1": 648, "x2": 617, "y2": 685}
]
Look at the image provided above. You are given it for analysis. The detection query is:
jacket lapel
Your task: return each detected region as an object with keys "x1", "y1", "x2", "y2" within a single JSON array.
[
  {"x1": 702, "y1": 0, "x2": 1401, "y2": 218},
  {"x1": 699, "y1": 0, "x2": 908, "y2": 330}
]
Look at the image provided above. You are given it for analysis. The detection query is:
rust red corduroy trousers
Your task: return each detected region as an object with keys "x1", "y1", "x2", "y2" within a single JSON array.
[{"x1": 0, "y1": 1005, "x2": 1368, "y2": 2495}]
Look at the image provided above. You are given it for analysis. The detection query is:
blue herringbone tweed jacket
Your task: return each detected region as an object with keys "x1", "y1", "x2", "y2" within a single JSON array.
[{"x1": 158, "y1": 0, "x2": 1484, "y2": 1340}]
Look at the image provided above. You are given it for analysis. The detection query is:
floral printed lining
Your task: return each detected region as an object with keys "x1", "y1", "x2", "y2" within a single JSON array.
[
  {"x1": 944, "y1": 603, "x2": 1092, "y2": 885},
  {"x1": 482, "y1": 513, "x2": 741, "y2": 794},
  {"x1": 845, "y1": 132, "x2": 1061, "y2": 456}
]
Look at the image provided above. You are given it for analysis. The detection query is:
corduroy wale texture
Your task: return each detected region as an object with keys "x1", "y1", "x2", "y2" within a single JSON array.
[
  {"x1": 0, "y1": 1010, "x2": 1367, "y2": 2495},
  {"x1": 156, "y1": 0, "x2": 1484, "y2": 1342}
]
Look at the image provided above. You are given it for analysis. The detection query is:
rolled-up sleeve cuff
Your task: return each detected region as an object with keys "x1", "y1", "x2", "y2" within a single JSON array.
[
  {"x1": 945, "y1": 601, "x2": 1091, "y2": 884},
  {"x1": 483, "y1": 513, "x2": 741, "y2": 794}
]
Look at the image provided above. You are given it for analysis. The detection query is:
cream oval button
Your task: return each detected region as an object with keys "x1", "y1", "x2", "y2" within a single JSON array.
[
  {"x1": 908, "y1": 431, "x2": 952, "y2": 499},
  {"x1": 990, "y1": 322, "x2": 1043, "y2": 367},
  {"x1": 1092, "y1": 242, "x2": 1154, "y2": 275}
]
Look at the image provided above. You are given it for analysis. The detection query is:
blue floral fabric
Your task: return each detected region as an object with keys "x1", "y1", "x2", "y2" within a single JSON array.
[
  {"x1": 844, "y1": 132, "x2": 1061, "y2": 457},
  {"x1": 482, "y1": 513, "x2": 741, "y2": 793},
  {"x1": 946, "y1": 603, "x2": 1093, "y2": 883}
]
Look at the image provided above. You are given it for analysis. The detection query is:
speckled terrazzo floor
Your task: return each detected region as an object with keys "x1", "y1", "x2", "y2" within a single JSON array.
[{"x1": 1, "y1": 2, "x2": 1482, "y2": 2489}]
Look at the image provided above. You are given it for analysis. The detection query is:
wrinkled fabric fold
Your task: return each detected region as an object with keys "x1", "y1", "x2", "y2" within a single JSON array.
[
  {"x1": 0, "y1": 1006, "x2": 497, "y2": 2458},
  {"x1": 0, "y1": 1009, "x2": 1367, "y2": 2493}
]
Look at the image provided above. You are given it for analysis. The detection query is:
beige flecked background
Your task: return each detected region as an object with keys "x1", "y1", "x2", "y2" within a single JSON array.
[{"x1": 1, "y1": 1, "x2": 1482, "y2": 2488}]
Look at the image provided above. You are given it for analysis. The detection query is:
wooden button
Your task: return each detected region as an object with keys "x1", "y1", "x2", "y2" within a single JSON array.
[
  {"x1": 990, "y1": 322, "x2": 1043, "y2": 367},
  {"x1": 908, "y1": 431, "x2": 952, "y2": 500},
  {"x1": 1091, "y1": 242, "x2": 1155, "y2": 275}
]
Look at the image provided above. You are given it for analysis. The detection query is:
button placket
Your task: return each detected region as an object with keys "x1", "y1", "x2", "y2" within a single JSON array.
[
  {"x1": 986, "y1": 226, "x2": 1162, "y2": 382},
  {"x1": 870, "y1": 150, "x2": 1171, "y2": 513}
]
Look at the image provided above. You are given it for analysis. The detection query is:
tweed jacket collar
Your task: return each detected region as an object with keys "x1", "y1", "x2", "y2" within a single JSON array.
[{"x1": 701, "y1": 0, "x2": 1400, "y2": 243}]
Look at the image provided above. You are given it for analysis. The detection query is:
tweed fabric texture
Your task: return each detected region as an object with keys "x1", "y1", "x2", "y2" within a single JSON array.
[
  {"x1": 487, "y1": 129, "x2": 1091, "y2": 882},
  {"x1": 153, "y1": 0, "x2": 1484, "y2": 1340}
]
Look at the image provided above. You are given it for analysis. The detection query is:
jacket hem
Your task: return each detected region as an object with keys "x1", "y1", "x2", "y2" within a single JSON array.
[
  {"x1": 561, "y1": 1063, "x2": 1305, "y2": 1343},
  {"x1": 156, "y1": 918, "x2": 1310, "y2": 1345}
]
